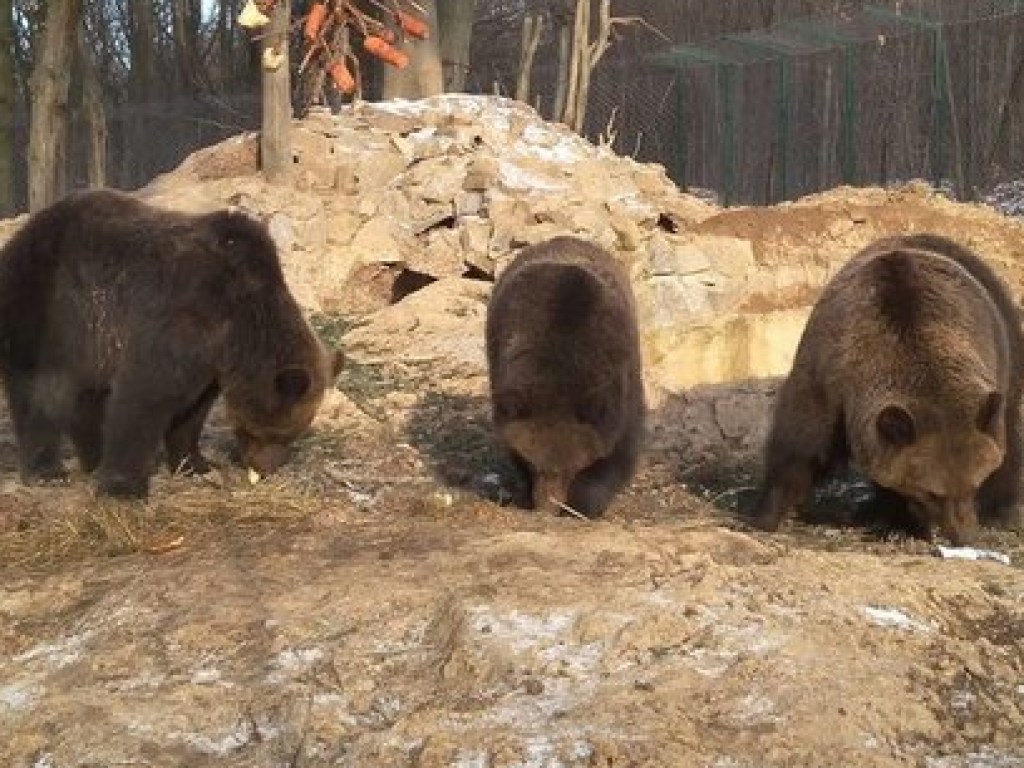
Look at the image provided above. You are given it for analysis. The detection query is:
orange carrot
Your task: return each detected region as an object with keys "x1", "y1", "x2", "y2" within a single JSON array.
[
  {"x1": 395, "y1": 10, "x2": 429, "y2": 40},
  {"x1": 304, "y1": 2, "x2": 327, "y2": 41},
  {"x1": 328, "y1": 60, "x2": 356, "y2": 94},
  {"x1": 364, "y1": 35, "x2": 410, "y2": 69}
]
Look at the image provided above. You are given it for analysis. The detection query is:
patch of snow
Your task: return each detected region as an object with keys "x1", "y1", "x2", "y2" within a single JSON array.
[
  {"x1": 469, "y1": 608, "x2": 575, "y2": 653},
  {"x1": 862, "y1": 605, "x2": 933, "y2": 632},
  {"x1": 925, "y1": 750, "x2": 1024, "y2": 767},
  {"x1": 951, "y1": 687, "x2": 976, "y2": 713},
  {"x1": 731, "y1": 693, "x2": 781, "y2": 727},
  {"x1": 935, "y1": 545, "x2": 1011, "y2": 566},
  {"x1": 538, "y1": 641, "x2": 603, "y2": 675},
  {"x1": 190, "y1": 668, "x2": 223, "y2": 685},
  {"x1": 0, "y1": 680, "x2": 40, "y2": 711},
  {"x1": 13, "y1": 630, "x2": 93, "y2": 669},
  {"x1": 515, "y1": 736, "x2": 559, "y2": 768},
  {"x1": 686, "y1": 614, "x2": 788, "y2": 678},
  {"x1": 453, "y1": 750, "x2": 490, "y2": 768},
  {"x1": 110, "y1": 671, "x2": 166, "y2": 692},
  {"x1": 569, "y1": 740, "x2": 594, "y2": 761},
  {"x1": 31, "y1": 754, "x2": 56, "y2": 768},
  {"x1": 498, "y1": 160, "x2": 568, "y2": 193},
  {"x1": 265, "y1": 647, "x2": 324, "y2": 684},
  {"x1": 171, "y1": 720, "x2": 279, "y2": 757},
  {"x1": 171, "y1": 722, "x2": 254, "y2": 756}
]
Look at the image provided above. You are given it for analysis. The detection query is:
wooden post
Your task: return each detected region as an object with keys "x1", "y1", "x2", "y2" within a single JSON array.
[{"x1": 261, "y1": 0, "x2": 291, "y2": 184}]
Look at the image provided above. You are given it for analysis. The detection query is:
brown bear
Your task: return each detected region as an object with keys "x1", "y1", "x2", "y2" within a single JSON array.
[
  {"x1": 750, "y1": 233, "x2": 1023, "y2": 545},
  {"x1": 485, "y1": 236, "x2": 645, "y2": 516},
  {"x1": 0, "y1": 189, "x2": 342, "y2": 498}
]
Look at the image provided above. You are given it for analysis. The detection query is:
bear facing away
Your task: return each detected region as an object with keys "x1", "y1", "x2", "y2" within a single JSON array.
[
  {"x1": 751, "y1": 233, "x2": 1023, "y2": 545},
  {"x1": 0, "y1": 189, "x2": 342, "y2": 498},
  {"x1": 485, "y1": 236, "x2": 645, "y2": 516}
]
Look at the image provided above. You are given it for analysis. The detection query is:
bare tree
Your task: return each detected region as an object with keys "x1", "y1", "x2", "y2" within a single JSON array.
[
  {"x1": 561, "y1": 0, "x2": 614, "y2": 132},
  {"x1": 0, "y1": 0, "x2": 14, "y2": 214},
  {"x1": 27, "y1": 0, "x2": 82, "y2": 211}
]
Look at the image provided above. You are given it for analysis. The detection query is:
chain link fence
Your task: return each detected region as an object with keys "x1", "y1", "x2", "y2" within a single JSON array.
[{"x1": 580, "y1": 0, "x2": 1024, "y2": 205}]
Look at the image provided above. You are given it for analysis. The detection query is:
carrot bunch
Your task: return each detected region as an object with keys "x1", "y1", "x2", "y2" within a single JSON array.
[{"x1": 297, "y1": 0, "x2": 431, "y2": 97}]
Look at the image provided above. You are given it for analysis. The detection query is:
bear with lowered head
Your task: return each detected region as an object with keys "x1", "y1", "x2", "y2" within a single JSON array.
[
  {"x1": 0, "y1": 189, "x2": 342, "y2": 498},
  {"x1": 486, "y1": 236, "x2": 645, "y2": 517},
  {"x1": 751, "y1": 233, "x2": 1023, "y2": 545}
]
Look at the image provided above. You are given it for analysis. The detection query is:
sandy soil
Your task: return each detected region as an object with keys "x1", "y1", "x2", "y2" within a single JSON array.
[{"x1": 1, "y1": 344, "x2": 1022, "y2": 768}]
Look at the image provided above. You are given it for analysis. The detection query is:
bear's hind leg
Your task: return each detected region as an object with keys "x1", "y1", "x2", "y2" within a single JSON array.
[
  {"x1": 67, "y1": 389, "x2": 107, "y2": 473},
  {"x1": 977, "y1": 404, "x2": 1022, "y2": 528},
  {"x1": 94, "y1": 374, "x2": 180, "y2": 498},
  {"x1": 750, "y1": 376, "x2": 841, "y2": 532},
  {"x1": 5, "y1": 372, "x2": 68, "y2": 485}
]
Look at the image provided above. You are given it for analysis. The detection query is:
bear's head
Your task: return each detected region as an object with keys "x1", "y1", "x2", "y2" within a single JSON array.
[
  {"x1": 493, "y1": 386, "x2": 618, "y2": 514},
  {"x1": 864, "y1": 391, "x2": 1005, "y2": 545},
  {"x1": 226, "y1": 345, "x2": 344, "y2": 475}
]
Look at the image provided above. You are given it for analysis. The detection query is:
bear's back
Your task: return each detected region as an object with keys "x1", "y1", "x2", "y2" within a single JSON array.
[
  {"x1": 804, "y1": 238, "x2": 1009, "y2": 397},
  {"x1": 486, "y1": 237, "x2": 638, "y2": 373}
]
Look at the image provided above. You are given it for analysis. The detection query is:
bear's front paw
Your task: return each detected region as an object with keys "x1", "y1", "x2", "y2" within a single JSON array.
[
  {"x1": 20, "y1": 463, "x2": 69, "y2": 487},
  {"x1": 745, "y1": 505, "x2": 784, "y2": 532},
  {"x1": 169, "y1": 451, "x2": 214, "y2": 476},
  {"x1": 95, "y1": 470, "x2": 149, "y2": 499}
]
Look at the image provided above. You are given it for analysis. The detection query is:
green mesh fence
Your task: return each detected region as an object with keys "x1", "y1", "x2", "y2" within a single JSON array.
[{"x1": 640, "y1": 1, "x2": 1024, "y2": 205}]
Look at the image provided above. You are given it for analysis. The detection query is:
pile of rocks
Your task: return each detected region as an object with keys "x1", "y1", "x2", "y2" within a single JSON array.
[{"x1": 128, "y1": 95, "x2": 1024, "y2": 466}]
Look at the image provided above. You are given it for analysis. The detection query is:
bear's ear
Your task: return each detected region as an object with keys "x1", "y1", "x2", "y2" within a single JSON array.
[
  {"x1": 876, "y1": 404, "x2": 916, "y2": 447},
  {"x1": 274, "y1": 366, "x2": 312, "y2": 404},
  {"x1": 494, "y1": 389, "x2": 529, "y2": 421},
  {"x1": 976, "y1": 391, "x2": 1004, "y2": 435}
]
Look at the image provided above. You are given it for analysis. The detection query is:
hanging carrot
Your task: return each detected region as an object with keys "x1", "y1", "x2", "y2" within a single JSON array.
[
  {"x1": 364, "y1": 35, "x2": 410, "y2": 69},
  {"x1": 304, "y1": 2, "x2": 328, "y2": 41},
  {"x1": 328, "y1": 60, "x2": 356, "y2": 94},
  {"x1": 395, "y1": 10, "x2": 429, "y2": 40}
]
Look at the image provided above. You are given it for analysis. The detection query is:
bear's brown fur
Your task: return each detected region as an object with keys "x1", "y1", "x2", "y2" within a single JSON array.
[
  {"x1": 485, "y1": 236, "x2": 645, "y2": 516},
  {"x1": 0, "y1": 189, "x2": 342, "y2": 498},
  {"x1": 751, "y1": 233, "x2": 1023, "y2": 545}
]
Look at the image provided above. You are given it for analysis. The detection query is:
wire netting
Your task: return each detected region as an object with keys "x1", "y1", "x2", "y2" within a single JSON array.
[{"x1": 582, "y1": 1, "x2": 1024, "y2": 204}]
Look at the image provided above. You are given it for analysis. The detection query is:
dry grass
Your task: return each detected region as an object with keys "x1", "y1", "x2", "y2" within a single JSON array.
[{"x1": 0, "y1": 472, "x2": 326, "y2": 571}]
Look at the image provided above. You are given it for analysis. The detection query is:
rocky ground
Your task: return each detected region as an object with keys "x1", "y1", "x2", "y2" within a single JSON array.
[{"x1": 1, "y1": 95, "x2": 1023, "y2": 767}]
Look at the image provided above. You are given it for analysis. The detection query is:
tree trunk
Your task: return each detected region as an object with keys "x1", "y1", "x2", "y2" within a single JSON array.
[
  {"x1": 562, "y1": 0, "x2": 585, "y2": 126},
  {"x1": 551, "y1": 20, "x2": 571, "y2": 122},
  {"x1": 28, "y1": 0, "x2": 82, "y2": 211},
  {"x1": 560, "y1": 0, "x2": 613, "y2": 133},
  {"x1": 173, "y1": 0, "x2": 206, "y2": 92},
  {"x1": 126, "y1": 1, "x2": 155, "y2": 189},
  {"x1": 515, "y1": 14, "x2": 543, "y2": 104},
  {"x1": 78, "y1": 34, "x2": 106, "y2": 189},
  {"x1": 0, "y1": 0, "x2": 15, "y2": 215},
  {"x1": 380, "y1": 0, "x2": 443, "y2": 99},
  {"x1": 437, "y1": 0, "x2": 477, "y2": 92},
  {"x1": 261, "y1": 0, "x2": 291, "y2": 184}
]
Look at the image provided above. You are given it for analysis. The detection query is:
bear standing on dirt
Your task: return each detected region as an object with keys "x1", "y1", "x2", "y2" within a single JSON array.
[
  {"x1": 485, "y1": 236, "x2": 645, "y2": 516},
  {"x1": 0, "y1": 189, "x2": 342, "y2": 498},
  {"x1": 751, "y1": 233, "x2": 1023, "y2": 545}
]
